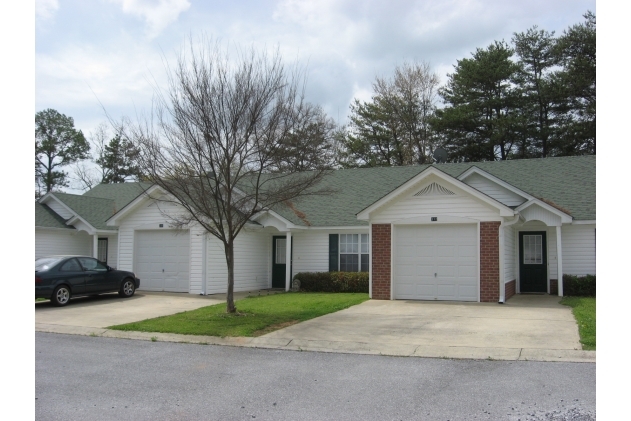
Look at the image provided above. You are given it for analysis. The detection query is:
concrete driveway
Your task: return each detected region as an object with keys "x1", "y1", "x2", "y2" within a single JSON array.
[
  {"x1": 35, "y1": 292, "x2": 593, "y2": 362},
  {"x1": 35, "y1": 291, "x2": 236, "y2": 334},
  {"x1": 259, "y1": 294, "x2": 591, "y2": 362}
]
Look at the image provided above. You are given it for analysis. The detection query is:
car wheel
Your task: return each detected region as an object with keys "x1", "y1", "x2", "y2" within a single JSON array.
[
  {"x1": 51, "y1": 285, "x2": 71, "y2": 307},
  {"x1": 119, "y1": 278, "x2": 136, "y2": 298}
]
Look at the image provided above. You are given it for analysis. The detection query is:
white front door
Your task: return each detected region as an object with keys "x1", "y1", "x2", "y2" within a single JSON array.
[
  {"x1": 394, "y1": 224, "x2": 478, "y2": 301},
  {"x1": 135, "y1": 230, "x2": 190, "y2": 292}
]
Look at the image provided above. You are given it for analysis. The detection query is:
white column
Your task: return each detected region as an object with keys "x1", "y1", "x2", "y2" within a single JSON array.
[
  {"x1": 498, "y1": 223, "x2": 505, "y2": 303},
  {"x1": 93, "y1": 234, "x2": 99, "y2": 259},
  {"x1": 285, "y1": 231, "x2": 292, "y2": 292},
  {"x1": 556, "y1": 226, "x2": 563, "y2": 296}
]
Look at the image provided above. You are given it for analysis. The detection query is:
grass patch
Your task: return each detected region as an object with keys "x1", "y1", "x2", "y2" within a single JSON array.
[
  {"x1": 560, "y1": 296, "x2": 596, "y2": 350},
  {"x1": 108, "y1": 292, "x2": 369, "y2": 337}
]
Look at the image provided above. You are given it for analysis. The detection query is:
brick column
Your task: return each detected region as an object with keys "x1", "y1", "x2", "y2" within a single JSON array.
[
  {"x1": 480, "y1": 221, "x2": 501, "y2": 302},
  {"x1": 371, "y1": 224, "x2": 391, "y2": 300}
]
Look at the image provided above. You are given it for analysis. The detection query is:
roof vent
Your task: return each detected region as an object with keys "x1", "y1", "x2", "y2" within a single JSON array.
[{"x1": 414, "y1": 182, "x2": 455, "y2": 197}]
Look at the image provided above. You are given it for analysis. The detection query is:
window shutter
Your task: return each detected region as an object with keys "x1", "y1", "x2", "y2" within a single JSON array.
[{"x1": 329, "y1": 234, "x2": 339, "y2": 271}]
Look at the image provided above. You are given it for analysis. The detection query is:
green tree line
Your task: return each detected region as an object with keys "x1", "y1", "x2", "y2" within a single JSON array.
[{"x1": 337, "y1": 11, "x2": 596, "y2": 165}]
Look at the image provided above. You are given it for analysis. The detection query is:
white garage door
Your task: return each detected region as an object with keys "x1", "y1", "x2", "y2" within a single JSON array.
[
  {"x1": 394, "y1": 224, "x2": 478, "y2": 301},
  {"x1": 135, "y1": 230, "x2": 190, "y2": 292}
]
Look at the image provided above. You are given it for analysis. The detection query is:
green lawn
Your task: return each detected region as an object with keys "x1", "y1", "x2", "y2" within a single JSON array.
[
  {"x1": 108, "y1": 292, "x2": 369, "y2": 337},
  {"x1": 560, "y1": 296, "x2": 596, "y2": 350}
]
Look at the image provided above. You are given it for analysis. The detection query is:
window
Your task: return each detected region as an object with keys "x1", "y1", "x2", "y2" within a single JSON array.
[
  {"x1": 97, "y1": 238, "x2": 108, "y2": 263},
  {"x1": 523, "y1": 235, "x2": 543, "y2": 264},
  {"x1": 275, "y1": 238, "x2": 287, "y2": 264},
  {"x1": 340, "y1": 234, "x2": 369, "y2": 272},
  {"x1": 78, "y1": 257, "x2": 108, "y2": 272},
  {"x1": 59, "y1": 258, "x2": 82, "y2": 272}
]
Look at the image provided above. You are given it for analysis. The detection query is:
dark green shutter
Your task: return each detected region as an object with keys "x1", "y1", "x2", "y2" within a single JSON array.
[{"x1": 329, "y1": 234, "x2": 339, "y2": 271}]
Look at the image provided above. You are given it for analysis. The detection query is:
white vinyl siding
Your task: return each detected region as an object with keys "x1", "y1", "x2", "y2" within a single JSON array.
[
  {"x1": 562, "y1": 224, "x2": 596, "y2": 276},
  {"x1": 35, "y1": 229, "x2": 92, "y2": 259},
  {"x1": 45, "y1": 200, "x2": 74, "y2": 220},
  {"x1": 291, "y1": 231, "x2": 330, "y2": 273},
  {"x1": 371, "y1": 177, "x2": 501, "y2": 223},
  {"x1": 520, "y1": 204, "x2": 562, "y2": 227},
  {"x1": 205, "y1": 229, "x2": 270, "y2": 295},
  {"x1": 504, "y1": 224, "x2": 515, "y2": 283},
  {"x1": 461, "y1": 173, "x2": 527, "y2": 207}
]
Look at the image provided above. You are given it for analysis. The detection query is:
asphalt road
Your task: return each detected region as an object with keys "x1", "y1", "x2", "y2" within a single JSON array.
[{"x1": 35, "y1": 333, "x2": 595, "y2": 421}]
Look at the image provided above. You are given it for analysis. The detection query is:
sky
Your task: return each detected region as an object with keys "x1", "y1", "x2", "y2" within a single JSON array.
[{"x1": 36, "y1": 0, "x2": 596, "y2": 150}]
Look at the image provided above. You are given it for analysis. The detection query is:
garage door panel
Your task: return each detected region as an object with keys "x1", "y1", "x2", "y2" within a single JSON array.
[
  {"x1": 395, "y1": 224, "x2": 478, "y2": 302},
  {"x1": 135, "y1": 230, "x2": 190, "y2": 292},
  {"x1": 416, "y1": 284, "x2": 434, "y2": 298},
  {"x1": 458, "y1": 285, "x2": 477, "y2": 300}
]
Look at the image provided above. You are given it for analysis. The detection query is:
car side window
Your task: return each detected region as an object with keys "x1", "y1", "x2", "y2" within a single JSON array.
[
  {"x1": 59, "y1": 258, "x2": 82, "y2": 272},
  {"x1": 78, "y1": 257, "x2": 108, "y2": 272}
]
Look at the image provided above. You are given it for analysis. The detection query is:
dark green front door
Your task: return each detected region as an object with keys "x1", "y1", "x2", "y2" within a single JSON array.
[
  {"x1": 272, "y1": 236, "x2": 287, "y2": 288},
  {"x1": 519, "y1": 231, "x2": 547, "y2": 293}
]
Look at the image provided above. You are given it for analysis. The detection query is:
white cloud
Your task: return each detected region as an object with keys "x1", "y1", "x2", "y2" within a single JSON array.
[
  {"x1": 109, "y1": 0, "x2": 191, "y2": 38},
  {"x1": 36, "y1": 0, "x2": 59, "y2": 21}
]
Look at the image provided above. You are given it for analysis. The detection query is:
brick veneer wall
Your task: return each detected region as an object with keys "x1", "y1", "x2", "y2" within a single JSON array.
[
  {"x1": 371, "y1": 224, "x2": 391, "y2": 300},
  {"x1": 550, "y1": 279, "x2": 558, "y2": 295},
  {"x1": 480, "y1": 221, "x2": 501, "y2": 302},
  {"x1": 505, "y1": 280, "x2": 516, "y2": 301}
]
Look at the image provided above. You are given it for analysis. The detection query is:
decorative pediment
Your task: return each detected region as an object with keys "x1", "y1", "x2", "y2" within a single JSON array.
[{"x1": 413, "y1": 182, "x2": 455, "y2": 197}]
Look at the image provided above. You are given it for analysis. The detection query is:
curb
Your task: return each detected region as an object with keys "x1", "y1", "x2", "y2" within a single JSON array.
[{"x1": 35, "y1": 324, "x2": 596, "y2": 363}]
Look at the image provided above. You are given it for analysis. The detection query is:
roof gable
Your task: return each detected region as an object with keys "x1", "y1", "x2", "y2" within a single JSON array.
[
  {"x1": 356, "y1": 166, "x2": 515, "y2": 220},
  {"x1": 35, "y1": 202, "x2": 74, "y2": 229}
]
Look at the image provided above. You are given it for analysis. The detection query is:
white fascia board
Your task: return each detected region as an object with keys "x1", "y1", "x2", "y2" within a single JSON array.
[
  {"x1": 35, "y1": 226, "x2": 77, "y2": 232},
  {"x1": 41, "y1": 194, "x2": 97, "y2": 233},
  {"x1": 298, "y1": 226, "x2": 370, "y2": 231},
  {"x1": 94, "y1": 230, "x2": 118, "y2": 235},
  {"x1": 457, "y1": 166, "x2": 534, "y2": 201},
  {"x1": 572, "y1": 220, "x2": 596, "y2": 225},
  {"x1": 356, "y1": 166, "x2": 516, "y2": 220},
  {"x1": 251, "y1": 209, "x2": 297, "y2": 230},
  {"x1": 106, "y1": 184, "x2": 162, "y2": 226},
  {"x1": 515, "y1": 199, "x2": 573, "y2": 223}
]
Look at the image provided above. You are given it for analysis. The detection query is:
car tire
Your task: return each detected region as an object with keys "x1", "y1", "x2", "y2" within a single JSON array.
[
  {"x1": 51, "y1": 285, "x2": 71, "y2": 307},
  {"x1": 119, "y1": 278, "x2": 136, "y2": 298}
]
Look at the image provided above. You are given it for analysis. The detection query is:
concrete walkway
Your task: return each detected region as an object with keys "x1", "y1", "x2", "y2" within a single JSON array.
[{"x1": 35, "y1": 292, "x2": 595, "y2": 363}]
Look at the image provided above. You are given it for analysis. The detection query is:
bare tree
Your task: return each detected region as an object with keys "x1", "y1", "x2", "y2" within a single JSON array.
[
  {"x1": 119, "y1": 39, "x2": 332, "y2": 313},
  {"x1": 72, "y1": 123, "x2": 109, "y2": 190},
  {"x1": 373, "y1": 61, "x2": 440, "y2": 164},
  {"x1": 73, "y1": 123, "x2": 144, "y2": 191},
  {"x1": 338, "y1": 61, "x2": 440, "y2": 167}
]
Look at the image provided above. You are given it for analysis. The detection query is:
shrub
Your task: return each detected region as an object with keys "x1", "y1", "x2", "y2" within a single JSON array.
[
  {"x1": 293, "y1": 271, "x2": 369, "y2": 293},
  {"x1": 562, "y1": 274, "x2": 596, "y2": 297}
]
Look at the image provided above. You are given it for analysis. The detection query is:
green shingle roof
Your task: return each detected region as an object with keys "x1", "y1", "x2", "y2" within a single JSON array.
[
  {"x1": 271, "y1": 155, "x2": 596, "y2": 226},
  {"x1": 53, "y1": 193, "x2": 118, "y2": 230},
  {"x1": 35, "y1": 202, "x2": 74, "y2": 229},
  {"x1": 38, "y1": 157, "x2": 595, "y2": 230},
  {"x1": 40, "y1": 182, "x2": 150, "y2": 231},
  {"x1": 82, "y1": 182, "x2": 151, "y2": 211}
]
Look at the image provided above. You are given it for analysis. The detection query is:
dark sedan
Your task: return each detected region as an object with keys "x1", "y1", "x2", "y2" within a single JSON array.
[{"x1": 35, "y1": 256, "x2": 140, "y2": 306}]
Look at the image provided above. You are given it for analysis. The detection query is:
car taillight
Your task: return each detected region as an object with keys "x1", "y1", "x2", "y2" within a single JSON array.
[{"x1": 35, "y1": 276, "x2": 42, "y2": 284}]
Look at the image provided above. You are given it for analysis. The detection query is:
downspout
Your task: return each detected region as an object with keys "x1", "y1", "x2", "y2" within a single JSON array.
[
  {"x1": 201, "y1": 232, "x2": 207, "y2": 295},
  {"x1": 498, "y1": 214, "x2": 521, "y2": 304}
]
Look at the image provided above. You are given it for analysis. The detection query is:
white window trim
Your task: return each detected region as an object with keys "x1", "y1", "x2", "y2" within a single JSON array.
[{"x1": 339, "y1": 233, "x2": 369, "y2": 272}]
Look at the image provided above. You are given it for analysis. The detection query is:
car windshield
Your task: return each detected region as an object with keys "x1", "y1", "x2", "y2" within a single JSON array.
[{"x1": 35, "y1": 257, "x2": 63, "y2": 272}]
